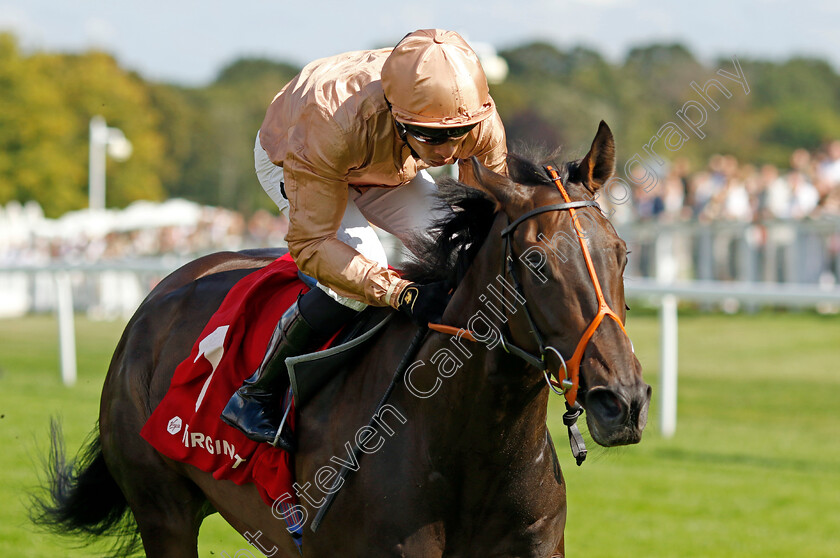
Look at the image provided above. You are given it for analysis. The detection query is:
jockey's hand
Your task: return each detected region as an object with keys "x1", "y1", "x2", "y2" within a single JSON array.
[{"x1": 396, "y1": 281, "x2": 451, "y2": 326}]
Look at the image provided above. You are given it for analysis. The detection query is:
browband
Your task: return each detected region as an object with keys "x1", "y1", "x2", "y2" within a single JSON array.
[{"x1": 500, "y1": 200, "x2": 601, "y2": 237}]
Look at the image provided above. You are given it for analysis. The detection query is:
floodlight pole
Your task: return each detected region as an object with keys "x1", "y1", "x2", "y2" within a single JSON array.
[
  {"x1": 89, "y1": 115, "x2": 131, "y2": 211},
  {"x1": 67, "y1": 116, "x2": 131, "y2": 386},
  {"x1": 89, "y1": 116, "x2": 108, "y2": 211}
]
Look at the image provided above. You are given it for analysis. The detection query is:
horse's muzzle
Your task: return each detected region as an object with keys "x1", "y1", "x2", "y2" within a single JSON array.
[{"x1": 584, "y1": 383, "x2": 651, "y2": 446}]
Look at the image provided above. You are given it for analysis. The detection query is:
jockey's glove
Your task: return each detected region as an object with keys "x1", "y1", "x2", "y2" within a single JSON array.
[{"x1": 396, "y1": 281, "x2": 451, "y2": 326}]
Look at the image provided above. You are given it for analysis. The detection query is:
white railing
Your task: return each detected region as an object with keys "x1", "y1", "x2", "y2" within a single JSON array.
[
  {"x1": 3, "y1": 221, "x2": 840, "y2": 437},
  {"x1": 624, "y1": 279, "x2": 840, "y2": 438},
  {"x1": 616, "y1": 219, "x2": 840, "y2": 284},
  {"x1": 0, "y1": 260, "x2": 185, "y2": 386}
]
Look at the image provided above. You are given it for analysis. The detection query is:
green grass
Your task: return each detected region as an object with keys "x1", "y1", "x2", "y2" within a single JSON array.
[
  {"x1": 1, "y1": 312, "x2": 839, "y2": 556},
  {"x1": 553, "y1": 310, "x2": 840, "y2": 558},
  {"x1": 0, "y1": 316, "x2": 245, "y2": 557}
]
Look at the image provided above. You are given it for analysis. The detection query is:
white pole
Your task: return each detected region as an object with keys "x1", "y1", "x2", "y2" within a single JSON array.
[
  {"x1": 655, "y1": 231, "x2": 678, "y2": 438},
  {"x1": 89, "y1": 116, "x2": 107, "y2": 211},
  {"x1": 55, "y1": 272, "x2": 77, "y2": 387},
  {"x1": 659, "y1": 294, "x2": 678, "y2": 437}
]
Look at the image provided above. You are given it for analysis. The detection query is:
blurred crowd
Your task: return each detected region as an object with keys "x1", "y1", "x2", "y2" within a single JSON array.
[
  {"x1": 630, "y1": 140, "x2": 840, "y2": 223},
  {"x1": 2, "y1": 140, "x2": 840, "y2": 265},
  {"x1": 0, "y1": 202, "x2": 288, "y2": 265}
]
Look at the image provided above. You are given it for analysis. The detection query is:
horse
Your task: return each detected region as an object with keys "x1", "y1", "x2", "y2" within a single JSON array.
[{"x1": 32, "y1": 121, "x2": 650, "y2": 557}]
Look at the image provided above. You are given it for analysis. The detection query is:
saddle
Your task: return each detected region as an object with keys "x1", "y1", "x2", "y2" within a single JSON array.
[{"x1": 288, "y1": 307, "x2": 392, "y2": 408}]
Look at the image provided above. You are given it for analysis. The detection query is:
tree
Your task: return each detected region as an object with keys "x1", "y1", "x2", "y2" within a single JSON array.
[
  {"x1": 4, "y1": 33, "x2": 840, "y2": 217},
  {"x1": 0, "y1": 34, "x2": 80, "y2": 215},
  {"x1": 0, "y1": 34, "x2": 170, "y2": 216},
  {"x1": 153, "y1": 58, "x2": 300, "y2": 213}
]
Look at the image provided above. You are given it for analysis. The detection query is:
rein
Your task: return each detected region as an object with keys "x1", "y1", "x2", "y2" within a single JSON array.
[{"x1": 429, "y1": 164, "x2": 632, "y2": 465}]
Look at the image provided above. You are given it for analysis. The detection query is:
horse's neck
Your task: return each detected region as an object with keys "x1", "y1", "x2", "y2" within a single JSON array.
[{"x1": 422, "y1": 218, "x2": 551, "y2": 462}]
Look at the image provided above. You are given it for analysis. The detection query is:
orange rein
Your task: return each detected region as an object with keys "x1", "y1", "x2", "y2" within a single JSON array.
[
  {"x1": 427, "y1": 323, "x2": 477, "y2": 342},
  {"x1": 428, "y1": 166, "x2": 629, "y2": 406}
]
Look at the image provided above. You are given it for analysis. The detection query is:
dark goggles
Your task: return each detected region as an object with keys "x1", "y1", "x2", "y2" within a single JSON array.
[{"x1": 398, "y1": 122, "x2": 477, "y2": 145}]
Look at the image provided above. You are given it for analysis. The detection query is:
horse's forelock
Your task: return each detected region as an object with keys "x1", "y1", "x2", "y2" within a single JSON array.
[{"x1": 506, "y1": 145, "x2": 575, "y2": 186}]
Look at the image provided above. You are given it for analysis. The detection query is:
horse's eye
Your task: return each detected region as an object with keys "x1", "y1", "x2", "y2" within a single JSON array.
[{"x1": 526, "y1": 253, "x2": 545, "y2": 271}]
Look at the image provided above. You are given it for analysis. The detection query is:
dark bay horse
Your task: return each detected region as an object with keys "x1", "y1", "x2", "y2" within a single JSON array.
[{"x1": 33, "y1": 121, "x2": 650, "y2": 557}]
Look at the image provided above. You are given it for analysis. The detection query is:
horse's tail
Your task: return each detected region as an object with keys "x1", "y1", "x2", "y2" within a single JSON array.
[{"x1": 31, "y1": 419, "x2": 142, "y2": 557}]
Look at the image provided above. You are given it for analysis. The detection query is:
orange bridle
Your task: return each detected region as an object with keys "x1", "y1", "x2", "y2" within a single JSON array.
[
  {"x1": 543, "y1": 165, "x2": 629, "y2": 405},
  {"x1": 429, "y1": 165, "x2": 630, "y2": 407}
]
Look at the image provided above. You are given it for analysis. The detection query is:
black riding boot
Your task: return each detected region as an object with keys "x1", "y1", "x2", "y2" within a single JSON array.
[{"x1": 220, "y1": 288, "x2": 358, "y2": 451}]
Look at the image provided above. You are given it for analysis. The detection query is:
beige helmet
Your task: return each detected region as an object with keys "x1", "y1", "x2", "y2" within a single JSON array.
[{"x1": 382, "y1": 29, "x2": 495, "y2": 129}]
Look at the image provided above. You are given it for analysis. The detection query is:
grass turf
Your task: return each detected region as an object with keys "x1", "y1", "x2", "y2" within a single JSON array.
[{"x1": 0, "y1": 311, "x2": 838, "y2": 556}]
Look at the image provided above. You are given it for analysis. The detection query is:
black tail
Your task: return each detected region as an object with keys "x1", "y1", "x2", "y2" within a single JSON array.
[{"x1": 30, "y1": 420, "x2": 142, "y2": 557}]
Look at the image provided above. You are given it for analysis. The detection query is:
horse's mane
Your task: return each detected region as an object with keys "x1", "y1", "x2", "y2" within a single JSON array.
[
  {"x1": 401, "y1": 148, "x2": 577, "y2": 286},
  {"x1": 400, "y1": 178, "x2": 497, "y2": 285}
]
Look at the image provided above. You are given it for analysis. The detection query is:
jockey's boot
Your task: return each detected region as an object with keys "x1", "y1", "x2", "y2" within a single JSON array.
[{"x1": 221, "y1": 287, "x2": 359, "y2": 450}]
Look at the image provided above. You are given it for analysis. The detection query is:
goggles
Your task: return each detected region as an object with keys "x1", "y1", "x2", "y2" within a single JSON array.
[{"x1": 397, "y1": 122, "x2": 477, "y2": 145}]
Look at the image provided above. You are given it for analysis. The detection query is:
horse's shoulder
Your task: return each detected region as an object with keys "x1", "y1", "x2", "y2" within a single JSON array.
[{"x1": 148, "y1": 248, "x2": 287, "y2": 301}]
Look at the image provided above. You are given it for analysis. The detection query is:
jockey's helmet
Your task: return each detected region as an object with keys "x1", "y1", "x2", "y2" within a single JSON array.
[{"x1": 382, "y1": 29, "x2": 495, "y2": 129}]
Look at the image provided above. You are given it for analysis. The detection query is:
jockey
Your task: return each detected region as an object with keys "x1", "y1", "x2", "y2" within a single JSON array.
[{"x1": 221, "y1": 29, "x2": 508, "y2": 449}]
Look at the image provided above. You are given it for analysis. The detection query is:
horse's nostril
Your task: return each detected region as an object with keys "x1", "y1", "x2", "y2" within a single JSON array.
[{"x1": 587, "y1": 389, "x2": 625, "y2": 423}]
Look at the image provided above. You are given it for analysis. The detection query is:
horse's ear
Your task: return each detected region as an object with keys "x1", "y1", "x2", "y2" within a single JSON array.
[
  {"x1": 464, "y1": 157, "x2": 516, "y2": 208},
  {"x1": 574, "y1": 121, "x2": 615, "y2": 192}
]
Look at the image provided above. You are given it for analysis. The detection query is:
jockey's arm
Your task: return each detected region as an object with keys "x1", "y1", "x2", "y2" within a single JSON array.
[{"x1": 283, "y1": 151, "x2": 411, "y2": 309}]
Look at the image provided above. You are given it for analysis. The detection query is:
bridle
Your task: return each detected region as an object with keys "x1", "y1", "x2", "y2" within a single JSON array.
[
  {"x1": 495, "y1": 165, "x2": 630, "y2": 407},
  {"x1": 429, "y1": 164, "x2": 632, "y2": 464},
  {"x1": 432, "y1": 165, "x2": 630, "y2": 404}
]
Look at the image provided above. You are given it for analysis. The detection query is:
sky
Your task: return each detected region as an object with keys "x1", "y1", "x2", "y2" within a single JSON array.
[{"x1": 1, "y1": 0, "x2": 839, "y2": 86}]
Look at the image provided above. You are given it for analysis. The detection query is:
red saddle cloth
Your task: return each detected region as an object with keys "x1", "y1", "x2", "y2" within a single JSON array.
[{"x1": 140, "y1": 252, "x2": 309, "y2": 506}]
